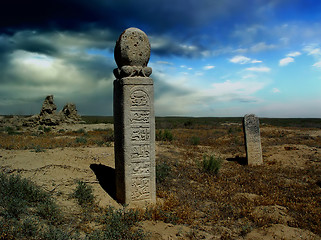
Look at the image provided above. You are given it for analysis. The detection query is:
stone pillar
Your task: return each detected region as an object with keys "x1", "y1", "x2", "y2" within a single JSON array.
[
  {"x1": 243, "y1": 114, "x2": 263, "y2": 165},
  {"x1": 113, "y1": 28, "x2": 156, "y2": 206}
]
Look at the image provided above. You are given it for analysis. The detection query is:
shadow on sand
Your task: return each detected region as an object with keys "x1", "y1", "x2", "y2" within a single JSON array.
[
  {"x1": 90, "y1": 164, "x2": 116, "y2": 200},
  {"x1": 226, "y1": 156, "x2": 248, "y2": 165}
]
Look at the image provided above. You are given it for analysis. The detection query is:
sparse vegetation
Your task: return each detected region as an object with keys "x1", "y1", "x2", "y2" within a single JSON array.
[
  {"x1": 156, "y1": 161, "x2": 171, "y2": 183},
  {"x1": 0, "y1": 172, "x2": 69, "y2": 239},
  {"x1": 200, "y1": 154, "x2": 223, "y2": 175},
  {"x1": 156, "y1": 129, "x2": 173, "y2": 141},
  {"x1": 44, "y1": 126, "x2": 51, "y2": 133},
  {"x1": 75, "y1": 136, "x2": 87, "y2": 144},
  {"x1": 73, "y1": 180, "x2": 95, "y2": 207},
  {"x1": 190, "y1": 136, "x2": 200, "y2": 145},
  {"x1": 87, "y1": 207, "x2": 148, "y2": 240},
  {"x1": 1, "y1": 116, "x2": 321, "y2": 238}
]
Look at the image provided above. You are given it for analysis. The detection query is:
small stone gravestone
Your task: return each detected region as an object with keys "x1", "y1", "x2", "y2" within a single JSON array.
[
  {"x1": 243, "y1": 114, "x2": 263, "y2": 165},
  {"x1": 113, "y1": 28, "x2": 156, "y2": 206}
]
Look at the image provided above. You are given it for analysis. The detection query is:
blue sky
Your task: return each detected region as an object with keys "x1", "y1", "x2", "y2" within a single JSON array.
[{"x1": 0, "y1": 0, "x2": 320, "y2": 117}]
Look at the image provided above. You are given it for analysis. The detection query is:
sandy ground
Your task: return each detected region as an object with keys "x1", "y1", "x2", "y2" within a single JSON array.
[{"x1": 0, "y1": 124, "x2": 320, "y2": 239}]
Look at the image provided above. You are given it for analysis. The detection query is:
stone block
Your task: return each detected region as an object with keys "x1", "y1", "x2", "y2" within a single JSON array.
[{"x1": 243, "y1": 114, "x2": 263, "y2": 165}]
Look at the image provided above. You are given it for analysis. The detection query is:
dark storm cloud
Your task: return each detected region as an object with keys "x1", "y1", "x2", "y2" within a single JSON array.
[
  {"x1": 0, "y1": 0, "x2": 274, "y2": 51},
  {"x1": 1, "y1": 0, "x2": 314, "y2": 58}
]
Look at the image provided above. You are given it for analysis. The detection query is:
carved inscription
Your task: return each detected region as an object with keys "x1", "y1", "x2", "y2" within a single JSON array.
[
  {"x1": 243, "y1": 114, "x2": 263, "y2": 165},
  {"x1": 130, "y1": 111, "x2": 150, "y2": 124},
  {"x1": 129, "y1": 89, "x2": 152, "y2": 201},
  {"x1": 131, "y1": 144, "x2": 150, "y2": 159},
  {"x1": 130, "y1": 90, "x2": 149, "y2": 107},
  {"x1": 131, "y1": 127, "x2": 150, "y2": 141},
  {"x1": 132, "y1": 160, "x2": 151, "y2": 175},
  {"x1": 131, "y1": 177, "x2": 150, "y2": 201}
]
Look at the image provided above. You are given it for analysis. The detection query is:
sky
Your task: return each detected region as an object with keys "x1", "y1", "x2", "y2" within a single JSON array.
[{"x1": 0, "y1": 0, "x2": 321, "y2": 118}]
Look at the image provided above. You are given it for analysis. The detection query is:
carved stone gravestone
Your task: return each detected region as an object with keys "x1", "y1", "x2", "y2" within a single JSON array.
[
  {"x1": 113, "y1": 28, "x2": 156, "y2": 206},
  {"x1": 243, "y1": 114, "x2": 263, "y2": 165}
]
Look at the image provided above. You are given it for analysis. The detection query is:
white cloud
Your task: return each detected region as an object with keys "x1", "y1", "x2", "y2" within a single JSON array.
[
  {"x1": 279, "y1": 57, "x2": 294, "y2": 66},
  {"x1": 211, "y1": 80, "x2": 265, "y2": 96},
  {"x1": 230, "y1": 55, "x2": 262, "y2": 65},
  {"x1": 287, "y1": 51, "x2": 301, "y2": 57},
  {"x1": 272, "y1": 88, "x2": 280, "y2": 93},
  {"x1": 303, "y1": 45, "x2": 321, "y2": 56},
  {"x1": 230, "y1": 55, "x2": 251, "y2": 64},
  {"x1": 203, "y1": 65, "x2": 215, "y2": 70},
  {"x1": 312, "y1": 61, "x2": 321, "y2": 68},
  {"x1": 246, "y1": 67, "x2": 271, "y2": 72},
  {"x1": 250, "y1": 42, "x2": 275, "y2": 52}
]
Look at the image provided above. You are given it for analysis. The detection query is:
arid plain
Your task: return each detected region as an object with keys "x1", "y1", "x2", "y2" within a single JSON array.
[{"x1": 0, "y1": 116, "x2": 320, "y2": 239}]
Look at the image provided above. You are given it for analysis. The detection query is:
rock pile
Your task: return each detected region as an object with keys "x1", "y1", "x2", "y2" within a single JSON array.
[{"x1": 1, "y1": 95, "x2": 82, "y2": 128}]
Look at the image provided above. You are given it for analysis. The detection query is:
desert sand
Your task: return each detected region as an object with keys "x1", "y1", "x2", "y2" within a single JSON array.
[{"x1": 0, "y1": 122, "x2": 320, "y2": 239}]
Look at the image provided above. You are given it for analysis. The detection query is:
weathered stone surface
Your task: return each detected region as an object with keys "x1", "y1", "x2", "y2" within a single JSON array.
[
  {"x1": 114, "y1": 28, "x2": 152, "y2": 79},
  {"x1": 2, "y1": 95, "x2": 83, "y2": 128},
  {"x1": 40, "y1": 95, "x2": 57, "y2": 116},
  {"x1": 243, "y1": 114, "x2": 263, "y2": 165},
  {"x1": 114, "y1": 28, "x2": 156, "y2": 206},
  {"x1": 59, "y1": 103, "x2": 82, "y2": 123}
]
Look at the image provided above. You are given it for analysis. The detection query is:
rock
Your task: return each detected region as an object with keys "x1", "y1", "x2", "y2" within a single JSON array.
[
  {"x1": 2, "y1": 95, "x2": 82, "y2": 129},
  {"x1": 40, "y1": 95, "x2": 57, "y2": 116},
  {"x1": 22, "y1": 115, "x2": 40, "y2": 127},
  {"x1": 59, "y1": 103, "x2": 82, "y2": 123},
  {"x1": 39, "y1": 114, "x2": 61, "y2": 126}
]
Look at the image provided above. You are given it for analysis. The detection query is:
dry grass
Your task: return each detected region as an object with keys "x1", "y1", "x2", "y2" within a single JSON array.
[
  {"x1": 0, "y1": 128, "x2": 114, "y2": 150},
  {"x1": 1, "y1": 120, "x2": 320, "y2": 238},
  {"x1": 153, "y1": 124, "x2": 321, "y2": 237}
]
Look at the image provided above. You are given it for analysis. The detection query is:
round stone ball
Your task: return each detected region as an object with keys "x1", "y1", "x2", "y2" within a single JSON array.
[{"x1": 114, "y1": 28, "x2": 151, "y2": 68}]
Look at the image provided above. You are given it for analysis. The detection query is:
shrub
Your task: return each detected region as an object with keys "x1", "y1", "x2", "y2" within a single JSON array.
[
  {"x1": 44, "y1": 127, "x2": 51, "y2": 133},
  {"x1": 87, "y1": 207, "x2": 147, "y2": 240},
  {"x1": 156, "y1": 162, "x2": 171, "y2": 183},
  {"x1": 0, "y1": 172, "x2": 60, "y2": 221},
  {"x1": 190, "y1": 136, "x2": 200, "y2": 145},
  {"x1": 74, "y1": 128, "x2": 86, "y2": 134},
  {"x1": 31, "y1": 145, "x2": 45, "y2": 153},
  {"x1": 156, "y1": 129, "x2": 173, "y2": 141},
  {"x1": 75, "y1": 137, "x2": 87, "y2": 144},
  {"x1": 73, "y1": 180, "x2": 94, "y2": 207},
  {"x1": 5, "y1": 126, "x2": 20, "y2": 135},
  {"x1": 200, "y1": 154, "x2": 223, "y2": 175}
]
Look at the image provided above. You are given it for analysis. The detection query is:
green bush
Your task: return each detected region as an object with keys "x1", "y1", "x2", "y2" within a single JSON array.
[
  {"x1": 74, "y1": 128, "x2": 86, "y2": 134},
  {"x1": 75, "y1": 137, "x2": 87, "y2": 144},
  {"x1": 156, "y1": 129, "x2": 173, "y2": 141},
  {"x1": 156, "y1": 162, "x2": 171, "y2": 183},
  {"x1": 31, "y1": 145, "x2": 45, "y2": 153},
  {"x1": 73, "y1": 180, "x2": 94, "y2": 207},
  {"x1": 200, "y1": 154, "x2": 223, "y2": 175},
  {"x1": 0, "y1": 172, "x2": 64, "y2": 238},
  {"x1": 5, "y1": 126, "x2": 20, "y2": 135},
  {"x1": 190, "y1": 136, "x2": 200, "y2": 145},
  {"x1": 44, "y1": 127, "x2": 51, "y2": 133},
  {"x1": 87, "y1": 207, "x2": 147, "y2": 240}
]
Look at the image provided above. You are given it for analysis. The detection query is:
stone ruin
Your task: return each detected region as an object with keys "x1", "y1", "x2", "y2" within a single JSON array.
[
  {"x1": 113, "y1": 28, "x2": 156, "y2": 206},
  {"x1": 0, "y1": 95, "x2": 82, "y2": 128},
  {"x1": 243, "y1": 113, "x2": 263, "y2": 165}
]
